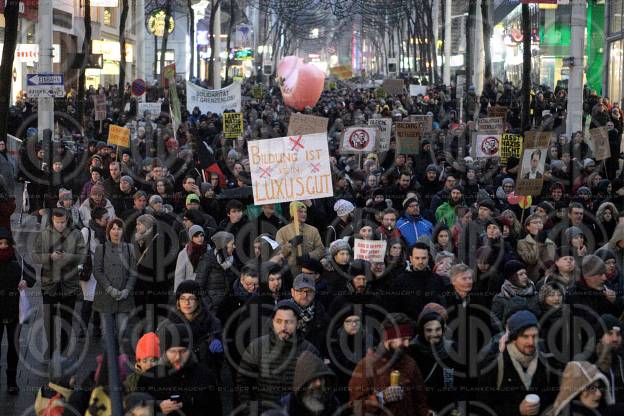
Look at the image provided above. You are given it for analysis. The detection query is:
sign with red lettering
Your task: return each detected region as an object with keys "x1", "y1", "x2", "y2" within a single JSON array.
[{"x1": 354, "y1": 239, "x2": 387, "y2": 263}]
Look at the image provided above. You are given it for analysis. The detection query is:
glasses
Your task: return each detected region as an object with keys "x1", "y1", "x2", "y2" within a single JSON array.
[
  {"x1": 345, "y1": 318, "x2": 361, "y2": 325},
  {"x1": 179, "y1": 296, "x2": 197, "y2": 304}
]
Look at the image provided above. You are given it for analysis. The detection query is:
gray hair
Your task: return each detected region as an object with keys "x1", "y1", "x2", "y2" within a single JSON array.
[{"x1": 450, "y1": 263, "x2": 473, "y2": 280}]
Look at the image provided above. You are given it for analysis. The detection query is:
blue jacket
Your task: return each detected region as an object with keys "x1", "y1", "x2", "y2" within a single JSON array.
[{"x1": 397, "y1": 214, "x2": 433, "y2": 247}]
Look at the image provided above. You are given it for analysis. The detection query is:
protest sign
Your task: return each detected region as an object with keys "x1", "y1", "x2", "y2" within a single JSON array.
[
  {"x1": 488, "y1": 106, "x2": 508, "y2": 118},
  {"x1": 329, "y1": 65, "x2": 353, "y2": 80},
  {"x1": 409, "y1": 85, "x2": 427, "y2": 97},
  {"x1": 590, "y1": 127, "x2": 611, "y2": 161},
  {"x1": 368, "y1": 118, "x2": 392, "y2": 152},
  {"x1": 186, "y1": 81, "x2": 241, "y2": 114},
  {"x1": 341, "y1": 127, "x2": 377, "y2": 153},
  {"x1": 500, "y1": 133, "x2": 523, "y2": 165},
  {"x1": 251, "y1": 84, "x2": 265, "y2": 99},
  {"x1": 515, "y1": 132, "x2": 550, "y2": 196},
  {"x1": 108, "y1": 125, "x2": 130, "y2": 148},
  {"x1": 395, "y1": 122, "x2": 421, "y2": 154},
  {"x1": 476, "y1": 117, "x2": 504, "y2": 132},
  {"x1": 248, "y1": 133, "x2": 333, "y2": 205},
  {"x1": 223, "y1": 112, "x2": 244, "y2": 139},
  {"x1": 408, "y1": 115, "x2": 433, "y2": 133},
  {"x1": 287, "y1": 113, "x2": 329, "y2": 136},
  {"x1": 138, "y1": 102, "x2": 162, "y2": 120},
  {"x1": 163, "y1": 64, "x2": 181, "y2": 130},
  {"x1": 354, "y1": 239, "x2": 387, "y2": 263},
  {"x1": 93, "y1": 95, "x2": 107, "y2": 121},
  {"x1": 382, "y1": 79, "x2": 405, "y2": 96},
  {"x1": 473, "y1": 133, "x2": 502, "y2": 158}
]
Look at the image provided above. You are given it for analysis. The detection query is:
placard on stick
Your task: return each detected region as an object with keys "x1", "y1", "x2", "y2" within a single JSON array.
[
  {"x1": 354, "y1": 239, "x2": 387, "y2": 263},
  {"x1": 408, "y1": 115, "x2": 433, "y2": 133},
  {"x1": 287, "y1": 113, "x2": 329, "y2": 136},
  {"x1": 488, "y1": 106, "x2": 508, "y2": 118},
  {"x1": 368, "y1": 118, "x2": 392, "y2": 152},
  {"x1": 341, "y1": 127, "x2": 377, "y2": 153},
  {"x1": 472, "y1": 133, "x2": 502, "y2": 158},
  {"x1": 515, "y1": 132, "x2": 550, "y2": 196},
  {"x1": 108, "y1": 125, "x2": 131, "y2": 148},
  {"x1": 500, "y1": 133, "x2": 523, "y2": 165},
  {"x1": 590, "y1": 127, "x2": 611, "y2": 161},
  {"x1": 223, "y1": 112, "x2": 244, "y2": 139},
  {"x1": 382, "y1": 79, "x2": 405, "y2": 96},
  {"x1": 395, "y1": 122, "x2": 421, "y2": 154},
  {"x1": 476, "y1": 117, "x2": 504, "y2": 132}
]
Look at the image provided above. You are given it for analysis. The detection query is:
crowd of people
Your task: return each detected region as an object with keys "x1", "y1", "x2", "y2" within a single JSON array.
[{"x1": 1, "y1": 73, "x2": 624, "y2": 416}]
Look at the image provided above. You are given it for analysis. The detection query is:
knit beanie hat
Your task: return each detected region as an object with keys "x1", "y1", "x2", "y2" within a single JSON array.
[
  {"x1": 289, "y1": 201, "x2": 306, "y2": 219},
  {"x1": 504, "y1": 260, "x2": 526, "y2": 281},
  {"x1": 330, "y1": 239, "x2": 351, "y2": 258},
  {"x1": 227, "y1": 149, "x2": 239, "y2": 160},
  {"x1": 595, "y1": 314, "x2": 622, "y2": 339},
  {"x1": 158, "y1": 324, "x2": 192, "y2": 353},
  {"x1": 211, "y1": 231, "x2": 234, "y2": 250},
  {"x1": 479, "y1": 199, "x2": 496, "y2": 212},
  {"x1": 135, "y1": 332, "x2": 160, "y2": 361},
  {"x1": 507, "y1": 310, "x2": 538, "y2": 341},
  {"x1": 538, "y1": 281, "x2": 565, "y2": 306},
  {"x1": 186, "y1": 193, "x2": 200, "y2": 204},
  {"x1": 301, "y1": 258, "x2": 323, "y2": 274},
  {"x1": 416, "y1": 310, "x2": 446, "y2": 340},
  {"x1": 348, "y1": 259, "x2": 370, "y2": 280},
  {"x1": 564, "y1": 226, "x2": 584, "y2": 241},
  {"x1": 120, "y1": 175, "x2": 134, "y2": 187},
  {"x1": 425, "y1": 164, "x2": 438, "y2": 173},
  {"x1": 148, "y1": 195, "x2": 163, "y2": 206},
  {"x1": 334, "y1": 199, "x2": 355, "y2": 217},
  {"x1": 555, "y1": 245, "x2": 575, "y2": 260},
  {"x1": 595, "y1": 248, "x2": 617, "y2": 263},
  {"x1": 136, "y1": 214, "x2": 155, "y2": 230},
  {"x1": 175, "y1": 280, "x2": 202, "y2": 301},
  {"x1": 188, "y1": 224, "x2": 204, "y2": 239},
  {"x1": 582, "y1": 255, "x2": 607, "y2": 277}
]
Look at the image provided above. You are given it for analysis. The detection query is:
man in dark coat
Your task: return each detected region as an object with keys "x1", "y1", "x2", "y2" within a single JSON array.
[
  {"x1": 136, "y1": 324, "x2": 222, "y2": 416},
  {"x1": 290, "y1": 274, "x2": 330, "y2": 356}
]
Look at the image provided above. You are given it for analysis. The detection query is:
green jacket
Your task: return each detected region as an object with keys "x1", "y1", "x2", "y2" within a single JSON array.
[{"x1": 435, "y1": 202, "x2": 457, "y2": 227}]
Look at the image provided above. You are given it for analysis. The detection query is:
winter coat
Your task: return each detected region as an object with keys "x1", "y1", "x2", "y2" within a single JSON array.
[
  {"x1": 32, "y1": 224, "x2": 87, "y2": 297},
  {"x1": 133, "y1": 228, "x2": 176, "y2": 308},
  {"x1": 276, "y1": 222, "x2": 325, "y2": 274},
  {"x1": 78, "y1": 198, "x2": 115, "y2": 226},
  {"x1": 566, "y1": 280, "x2": 624, "y2": 328},
  {"x1": 0, "y1": 152, "x2": 16, "y2": 197},
  {"x1": 136, "y1": 356, "x2": 222, "y2": 416},
  {"x1": 599, "y1": 224, "x2": 624, "y2": 272},
  {"x1": 397, "y1": 214, "x2": 433, "y2": 247},
  {"x1": 194, "y1": 249, "x2": 236, "y2": 311},
  {"x1": 516, "y1": 234, "x2": 556, "y2": 282},
  {"x1": 388, "y1": 267, "x2": 443, "y2": 321},
  {"x1": 92, "y1": 241, "x2": 137, "y2": 313},
  {"x1": 349, "y1": 346, "x2": 430, "y2": 416},
  {"x1": 174, "y1": 248, "x2": 195, "y2": 291},
  {"x1": 0, "y1": 253, "x2": 35, "y2": 323},
  {"x1": 491, "y1": 283, "x2": 540, "y2": 326},
  {"x1": 237, "y1": 331, "x2": 319, "y2": 410},
  {"x1": 168, "y1": 306, "x2": 222, "y2": 365}
]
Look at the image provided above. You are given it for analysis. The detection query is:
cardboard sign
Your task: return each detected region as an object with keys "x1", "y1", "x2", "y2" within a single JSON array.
[
  {"x1": 108, "y1": 125, "x2": 130, "y2": 148},
  {"x1": 137, "y1": 102, "x2": 162, "y2": 120},
  {"x1": 287, "y1": 113, "x2": 329, "y2": 136},
  {"x1": 251, "y1": 84, "x2": 265, "y2": 99},
  {"x1": 223, "y1": 112, "x2": 244, "y2": 139},
  {"x1": 488, "y1": 106, "x2": 508, "y2": 118},
  {"x1": 382, "y1": 79, "x2": 405, "y2": 96},
  {"x1": 515, "y1": 132, "x2": 550, "y2": 196},
  {"x1": 473, "y1": 133, "x2": 502, "y2": 158},
  {"x1": 476, "y1": 117, "x2": 504, "y2": 132},
  {"x1": 523, "y1": 131, "x2": 551, "y2": 148},
  {"x1": 500, "y1": 133, "x2": 523, "y2": 165},
  {"x1": 409, "y1": 85, "x2": 427, "y2": 97},
  {"x1": 329, "y1": 65, "x2": 353, "y2": 80},
  {"x1": 93, "y1": 94, "x2": 107, "y2": 121},
  {"x1": 590, "y1": 127, "x2": 611, "y2": 161},
  {"x1": 354, "y1": 239, "x2": 387, "y2": 263},
  {"x1": 368, "y1": 118, "x2": 392, "y2": 152},
  {"x1": 408, "y1": 115, "x2": 433, "y2": 133},
  {"x1": 395, "y1": 122, "x2": 421, "y2": 154},
  {"x1": 186, "y1": 81, "x2": 242, "y2": 114},
  {"x1": 341, "y1": 127, "x2": 377, "y2": 153},
  {"x1": 248, "y1": 133, "x2": 333, "y2": 205}
]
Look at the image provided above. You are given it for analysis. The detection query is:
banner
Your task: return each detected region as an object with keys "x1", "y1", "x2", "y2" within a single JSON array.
[
  {"x1": 409, "y1": 85, "x2": 427, "y2": 96},
  {"x1": 329, "y1": 65, "x2": 353, "y2": 80},
  {"x1": 223, "y1": 112, "x2": 244, "y2": 139},
  {"x1": 137, "y1": 102, "x2": 162, "y2": 120},
  {"x1": 287, "y1": 113, "x2": 329, "y2": 136},
  {"x1": 500, "y1": 133, "x2": 523, "y2": 165},
  {"x1": 488, "y1": 106, "x2": 508, "y2": 118},
  {"x1": 249, "y1": 133, "x2": 333, "y2": 205},
  {"x1": 473, "y1": 133, "x2": 502, "y2": 158},
  {"x1": 93, "y1": 95, "x2": 107, "y2": 121},
  {"x1": 408, "y1": 115, "x2": 433, "y2": 133},
  {"x1": 590, "y1": 127, "x2": 611, "y2": 161},
  {"x1": 382, "y1": 79, "x2": 405, "y2": 96},
  {"x1": 476, "y1": 117, "x2": 504, "y2": 132},
  {"x1": 341, "y1": 127, "x2": 377, "y2": 153},
  {"x1": 515, "y1": 132, "x2": 550, "y2": 196},
  {"x1": 396, "y1": 122, "x2": 420, "y2": 154},
  {"x1": 368, "y1": 118, "x2": 392, "y2": 152},
  {"x1": 354, "y1": 239, "x2": 387, "y2": 263},
  {"x1": 186, "y1": 81, "x2": 241, "y2": 114},
  {"x1": 108, "y1": 125, "x2": 130, "y2": 148}
]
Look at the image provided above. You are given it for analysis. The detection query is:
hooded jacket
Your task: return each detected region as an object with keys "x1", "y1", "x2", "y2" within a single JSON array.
[
  {"x1": 397, "y1": 214, "x2": 433, "y2": 247},
  {"x1": 549, "y1": 361, "x2": 614, "y2": 416},
  {"x1": 600, "y1": 224, "x2": 624, "y2": 271}
]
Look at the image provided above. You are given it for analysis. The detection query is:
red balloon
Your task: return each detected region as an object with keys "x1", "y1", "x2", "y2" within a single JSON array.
[
  {"x1": 507, "y1": 192, "x2": 520, "y2": 205},
  {"x1": 277, "y1": 56, "x2": 325, "y2": 111}
]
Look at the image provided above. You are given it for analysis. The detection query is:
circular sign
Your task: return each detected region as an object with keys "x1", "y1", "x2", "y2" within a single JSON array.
[
  {"x1": 147, "y1": 9, "x2": 175, "y2": 37},
  {"x1": 132, "y1": 79, "x2": 146, "y2": 96},
  {"x1": 480, "y1": 136, "x2": 500, "y2": 156},
  {"x1": 348, "y1": 129, "x2": 371, "y2": 150}
]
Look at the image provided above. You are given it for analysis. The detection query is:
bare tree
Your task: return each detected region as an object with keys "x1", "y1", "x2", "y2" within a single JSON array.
[
  {"x1": 0, "y1": 1, "x2": 20, "y2": 142},
  {"x1": 118, "y1": 0, "x2": 130, "y2": 108},
  {"x1": 521, "y1": 3, "x2": 531, "y2": 131},
  {"x1": 481, "y1": 0, "x2": 492, "y2": 82}
]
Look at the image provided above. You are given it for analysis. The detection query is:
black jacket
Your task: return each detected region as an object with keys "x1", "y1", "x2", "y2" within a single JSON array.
[{"x1": 389, "y1": 267, "x2": 443, "y2": 321}]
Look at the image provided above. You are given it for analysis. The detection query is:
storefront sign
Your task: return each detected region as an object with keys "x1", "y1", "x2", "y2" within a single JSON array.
[
  {"x1": 147, "y1": 9, "x2": 175, "y2": 37},
  {"x1": 186, "y1": 81, "x2": 241, "y2": 114},
  {"x1": 341, "y1": 127, "x2": 377, "y2": 153},
  {"x1": 287, "y1": 113, "x2": 328, "y2": 136},
  {"x1": 223, "y1": 112, "x2": 244, "y2": 139},
  {"x1": 249, "y1": 133, "x2": 333, "y2": 205},
  {"x1": 92, "y1": 40, "x2": 134, "y2": 62},
  {"x1": 0, "y1": 44, "x2": 61, "y2": 64},
  {"x1": 0, "y1": 0, "x2": 38, "y2": 21}
]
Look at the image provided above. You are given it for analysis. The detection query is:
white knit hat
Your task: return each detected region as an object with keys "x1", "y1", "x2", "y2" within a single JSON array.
[{"x1": 334, "y1": 199, "x2": 355, "y2": 217}]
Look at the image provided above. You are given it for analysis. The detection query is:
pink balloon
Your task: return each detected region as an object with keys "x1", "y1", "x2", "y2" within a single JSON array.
[
  {"x1": 507, "y1": 192, "x2": 520, "y2": 205},
  {"x1": 277, "y1": 56, "x2": 325, "y2": 111}
]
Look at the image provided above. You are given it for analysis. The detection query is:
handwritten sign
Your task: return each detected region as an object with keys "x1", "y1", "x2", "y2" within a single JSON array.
[
  {"x1": 341, "y1": 127, "x2": 377, "y2": 153},
  {"x1": 476, "y1": 117, "x2": 504, "y2": 132},
  {"x1": 108, "y1": 125, "x2": 131, "y2": 148},
  {"x1": 223, "y1": 112, "x2": 244, "y2": 139},
  {"x1": 137, "y1": 102, "x2": 162, "y2": 120},
  {"x1": 249, "y1": 133, "x2": 333, "y2": 205},
  {"x1": 287, "y1": 113, "x2": 329, "y2": 136},
  {"x1": 409, "y1": 85, "x2": 427, "y2": 97},
  {"x1": 382, "y1": 79, "x2": 405, "y2": 96},
  {"x1": 395, "y1": 122, "x2": 421, "y2": 154},
  {"x1": 488, "y1": 106, "x2": 508, "y2": 118},
  {"x1": 93, "y1": 95, "x2": 107, "y2": 121},
  {"x1": 354, "y1": 239, "x2": 387, "y2": 263},
  {"x1": 500, "y1": 133, "x2": 523, "y2": 165},
  {"x1": 368, "y1": 118, "x2": 392, "y2": 152},
  {"x1": 590, "y1": 127, "x2": 611, "y2": 161},
  {"x1": 408, "y1": 115, "x2": 433, "y2": 133}
]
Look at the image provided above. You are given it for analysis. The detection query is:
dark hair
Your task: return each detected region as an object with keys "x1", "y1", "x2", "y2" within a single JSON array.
[
  {"x1": 530, "y1": 149, "x2": 542, "y2": 160},
  {"x1": 91, "y1": 207, "x2": 108, "y2": 221},
  {"x1": 106, "y1": 218, "x2": 124, "y2": 240},
  {"x1": 241, "y1": 264, "x2": 259, "y2": 278},
  {"x1": 52, "y1": 208, "x2": 67, "y2": 218},
  {"x1": 183, "y1": 175, "x2": 196, "y2": 184},
  {"x1": 381, "y1": 312, "x2": 412, "y2": 330},
  {"x1": 381, "y1": 208, "x2": 398, "y2": 218},
  {"x1": 226, "y1": 199, "x2": 243, "y2": 214},
  {"x1": 569, "y1": 202, "x2": 584, "y2": 211},
  {"x1": 410, "y1": 241, "x2": 430, "y2": 256}
]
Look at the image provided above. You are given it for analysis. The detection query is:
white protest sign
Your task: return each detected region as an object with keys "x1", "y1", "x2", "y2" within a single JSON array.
[
  {"x1": 138, "y1": 102, "x2": 162, "y2": 120},
  {"x1": 341, "y1": 127, "x2": 377, "y2": 153},
  {"x1": 368, "y1": 118, "x2": 392, "y2": 152},
  {"x1": 409, "y1": 85, "x2": 427, "y2": 97},
  {"x1": 249, "y1": 133, "x2": 333, "y2": 205},
  {"x1": 476, "y1": 117, "x2": 504, "y2": 132},
  {"x1": 474, "y1": 133, "x2": 502, "y2": 158},
  {"x1": 186, "y1": 81, "x2": 241, "y2": 114},
  {"x1": 354, "y1": 239, "x2": 387, "y2": 263}
]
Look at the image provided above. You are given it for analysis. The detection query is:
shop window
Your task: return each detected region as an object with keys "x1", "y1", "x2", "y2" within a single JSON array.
[
  {"x1": 611, "y1": 0, "x2": 623, "y2": 35},
  {"x1": 609, "y1": 40, "x2": 623, "y2": 105}
]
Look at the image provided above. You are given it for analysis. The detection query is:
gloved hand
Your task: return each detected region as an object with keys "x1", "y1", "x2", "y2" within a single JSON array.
[
  {"x1": 106, "y1": 286, "x2": 121, "y2": 300},
  {"x1": 209, "y1": 339, "x2": 224, "y2": 353},
  {"x1": 535, "y1": 229, "x2": 548, "y2": 243},
  {"x1": 119, "y1": 289, "x2": 129, "y2": 300},
  {"x1": 296, "y1": 253, "x2": 310, "y2": 265},
  {"x1": 381, "y1": 386, "x2": 404, "y2": 404},
  {"x1": 289, "y1": 235, "x2": 304, "y2": 246}
]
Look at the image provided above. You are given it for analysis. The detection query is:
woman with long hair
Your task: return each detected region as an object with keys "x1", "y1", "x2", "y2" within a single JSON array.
[{"x1": 174, "y1": 225, "x2": 206, "y2": 291}]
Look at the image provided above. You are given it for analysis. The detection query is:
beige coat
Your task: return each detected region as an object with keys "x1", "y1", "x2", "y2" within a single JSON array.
[
  {"x1": 275, "y1": 222, "x2": 324, "y2": 274},
  {"x1": 516, "y1": 234, "x2": 556, "y2": 282}
]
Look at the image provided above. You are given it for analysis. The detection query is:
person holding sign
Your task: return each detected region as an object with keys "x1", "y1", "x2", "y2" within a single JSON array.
[
  {"x1": 523, "y1": 150, "x2": 544, "y2": 180},
  {"x1": 275, "y1": 202, "x2": 325, "y2": 275}
]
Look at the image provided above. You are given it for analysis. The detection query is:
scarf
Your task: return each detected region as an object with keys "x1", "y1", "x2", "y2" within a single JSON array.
[
  {"x1": 506, "y1": 343, "x2": 538, "y2": 390},
  {"x1": 90, "y1": 221, "x2": 107, "y2": 244},
  {"x1": 299, "y1": 304, "x2": 316, "y2": 334},
  {"x1": 135, "y1": 227, "x2": 153, "y2": 246},
  {"x1": 500, "y1": 279, "x2": 536, "y2": 299},
  {"x1": 215, "y1": 248, "x2": 233, "y2": 270},
  {"x1": 0, "y1": 246, "x2": 14, "y2": 262},
  {"x1": 186, "y1": 242, "x2": 206, "y2": 269}
]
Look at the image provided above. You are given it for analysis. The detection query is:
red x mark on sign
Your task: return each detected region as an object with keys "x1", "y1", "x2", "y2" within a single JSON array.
[
  {"x1": 289, "y1": 135, "x2": 305, "y2": 151},
  {"x1": 310, "y1": 163, "x2": 321, "y2": 173},
  {"x1": 259, "y1": 166, "x2": 272, "y2": 178}
]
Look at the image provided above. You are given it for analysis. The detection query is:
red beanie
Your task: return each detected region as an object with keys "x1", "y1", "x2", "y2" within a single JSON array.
[{"x1": 136, "y1": 332, "x2": 160, "y2": 360}]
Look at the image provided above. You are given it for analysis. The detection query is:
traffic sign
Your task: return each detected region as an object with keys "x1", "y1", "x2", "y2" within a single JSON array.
[
  {"x1": 132, "y1": 78, "x2": 146, "y2": 96},
  {"x1": 26, "y1": 73, "x2": 65, "y2": 98}
]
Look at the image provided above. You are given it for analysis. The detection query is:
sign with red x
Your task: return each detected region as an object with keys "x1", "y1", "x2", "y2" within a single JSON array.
[{"x1": 289, "y1": 135, "x2": 305, "y2": 151}]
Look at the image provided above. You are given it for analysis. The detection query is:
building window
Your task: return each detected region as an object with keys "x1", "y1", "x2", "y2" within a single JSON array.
[
  {"x1": 611, "y1": 0, "x2": 623, "y2": 35},
  {"x1": 609, "y1": 40, "x2": 623, "y2": 105}
]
